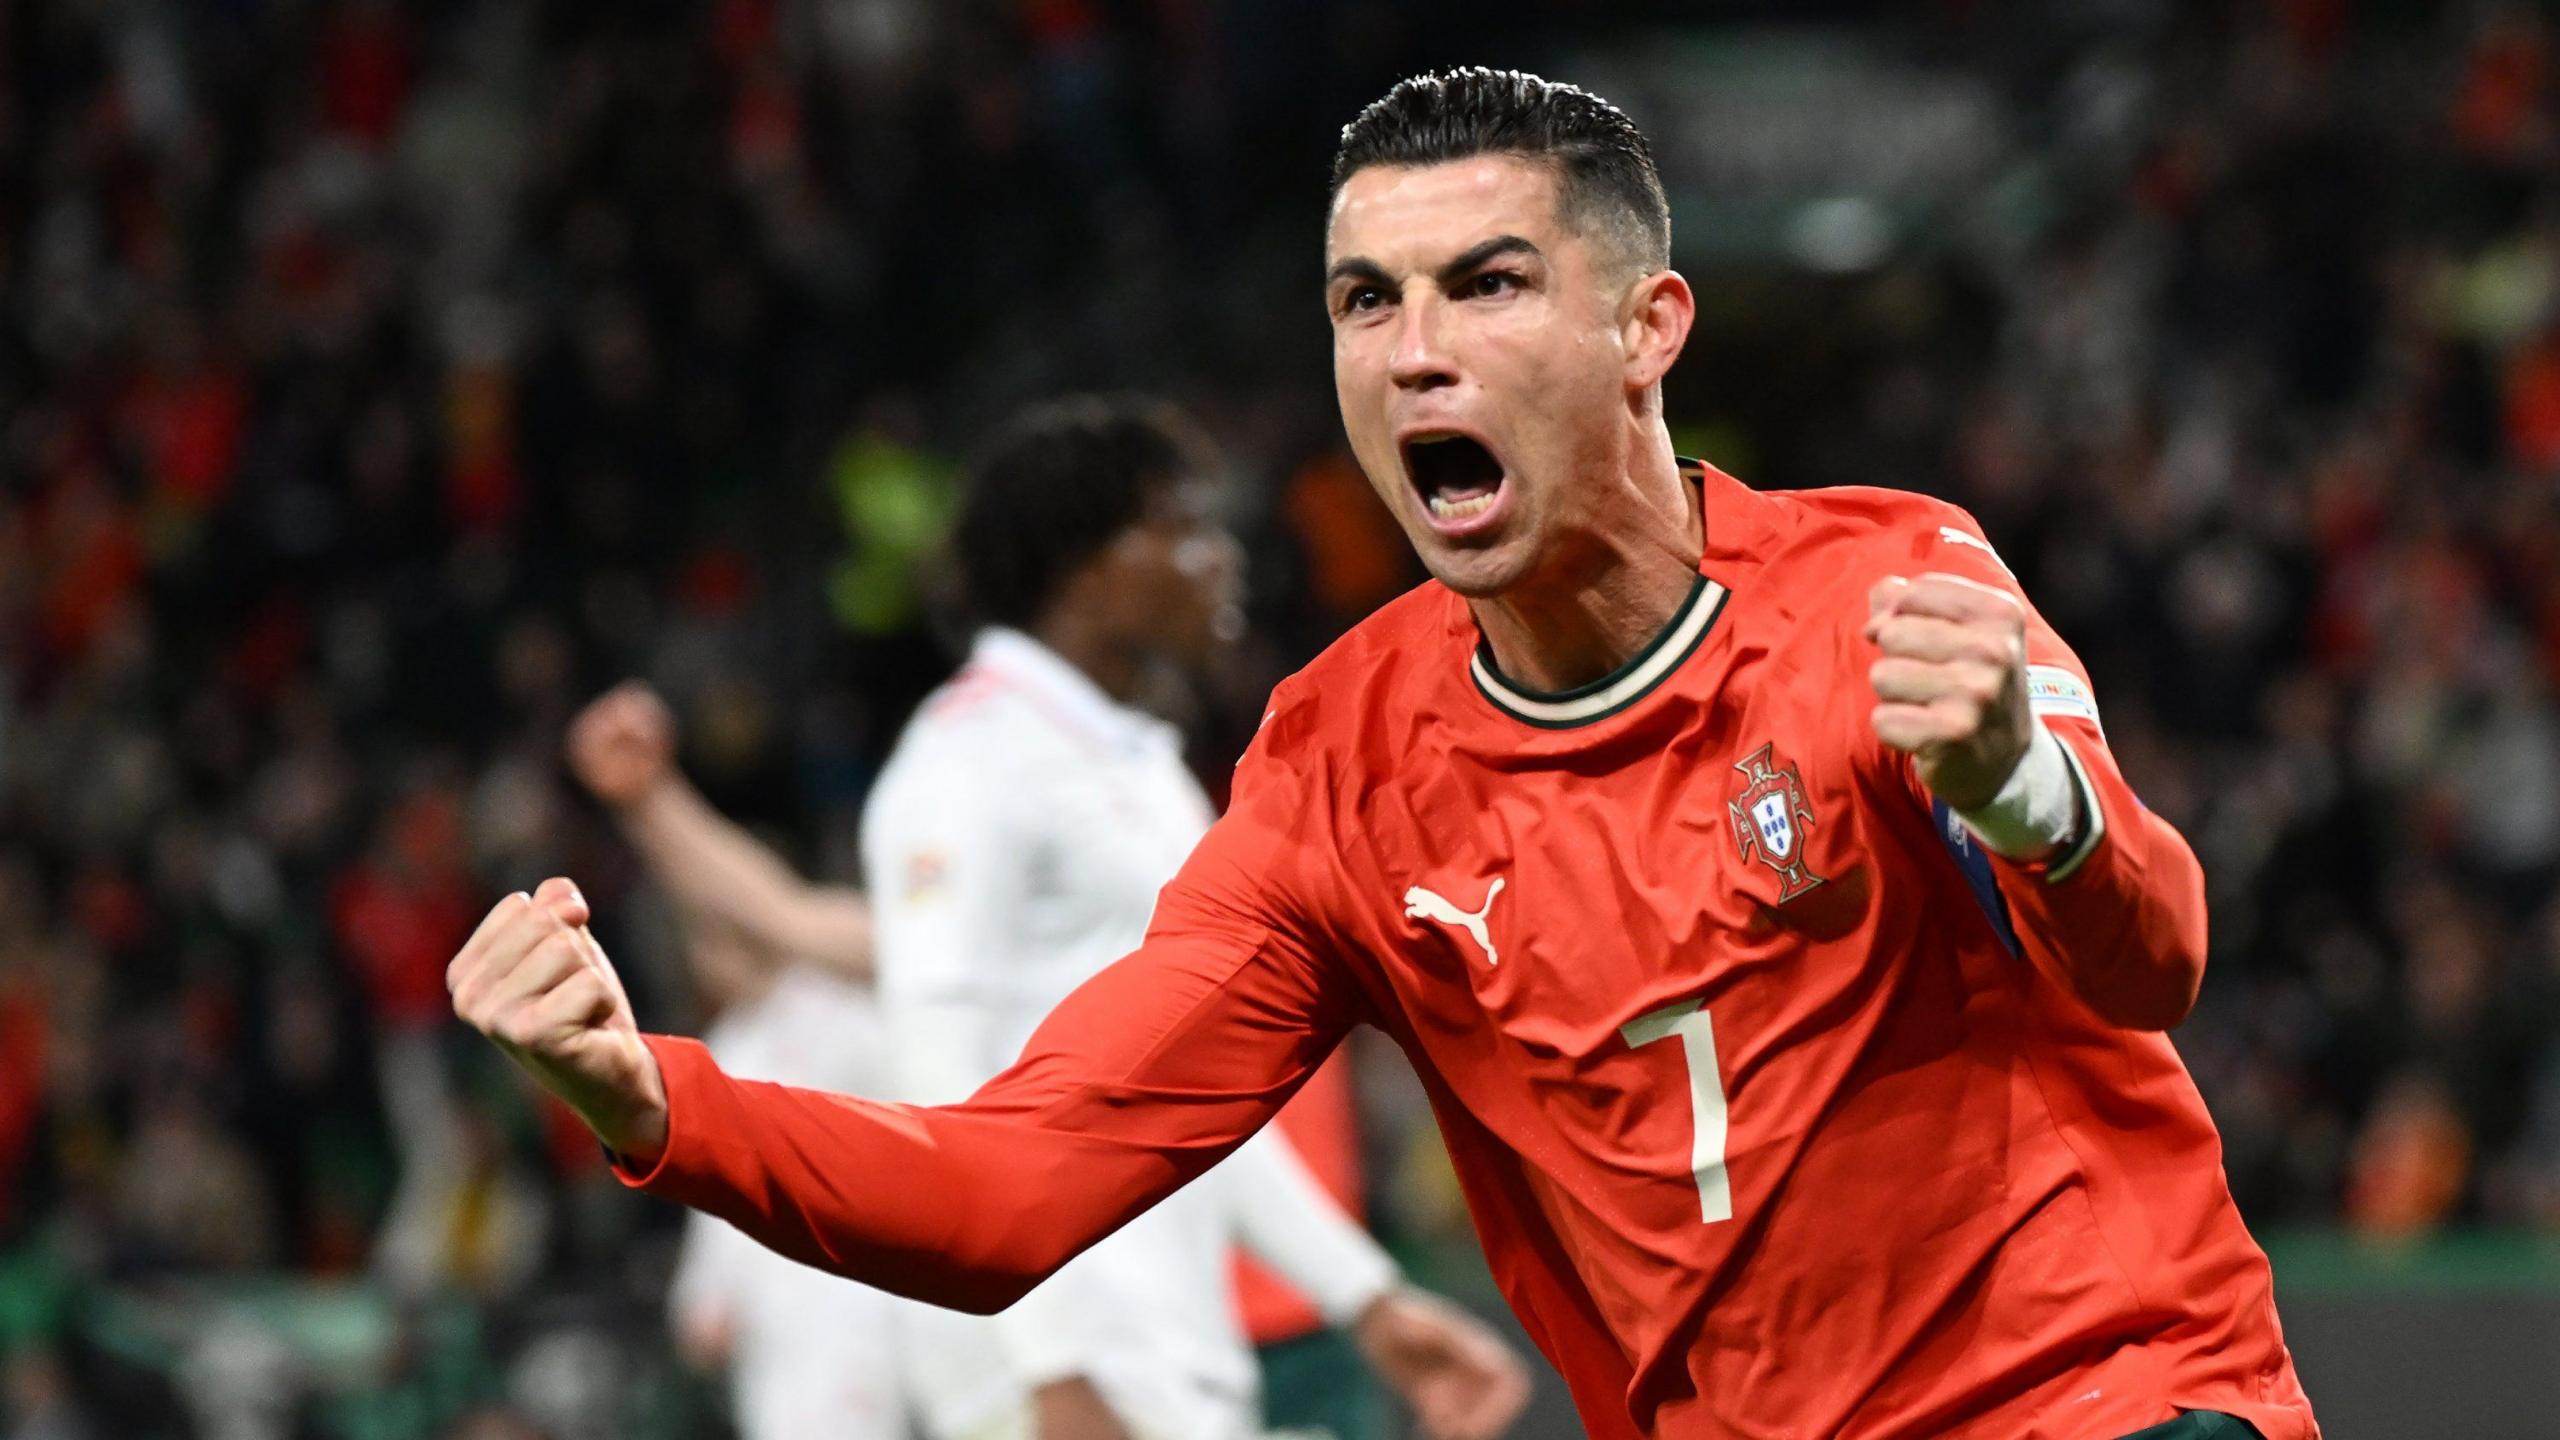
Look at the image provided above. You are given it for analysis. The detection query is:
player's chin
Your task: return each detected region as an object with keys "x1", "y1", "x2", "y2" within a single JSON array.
[{"x1": 1415, "y1": 529, "x2": 1536, "y2": 600}]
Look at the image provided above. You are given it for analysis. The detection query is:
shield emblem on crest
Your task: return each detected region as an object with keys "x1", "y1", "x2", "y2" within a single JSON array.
[
  {"x1": 1728, "y1": 743, "x2": 1826, "y2": 902},
  {"x1": 1750, "y1": 792, "x2": 1795, "y2": 861}
]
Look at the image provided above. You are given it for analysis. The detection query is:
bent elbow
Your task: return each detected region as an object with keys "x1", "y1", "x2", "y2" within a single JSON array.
[
  {"x1": 2090, "y1": 919, "x2": 2207, "y2": 1032},
  {"x1": 946, "y1": 1276, "x2": 1036, "y2": 1316},
  {"x1": 2094, "y1": 966, "x2": 2201, "y2": 1031},
  {"x1": 936, "y1": 1220, "x2": 1090, "y2": 1315},
  {"x1": 890, "y1": 1253, "x2": 1053, "y2": 1316},
  {"x1": 2095, "y1": 840, "x2": 2209, "y2": 1031}
]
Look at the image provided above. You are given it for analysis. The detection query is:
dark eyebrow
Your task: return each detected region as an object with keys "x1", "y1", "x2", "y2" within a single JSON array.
[
  {"x1": 1436, "y1": 234, "x2": 1542, "y2": 286},
  {"x1": 1324, "y1": 256, "x2": 1393, "y2": 290},
  {"x1": 1322, "y1": 234, "x2": 1544, "y2": 295}
]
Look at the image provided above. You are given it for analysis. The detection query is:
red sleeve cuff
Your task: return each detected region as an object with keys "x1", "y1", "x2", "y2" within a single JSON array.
[{"x1": 608, "y1": 1033, "x2": 717, "y2": 1191}]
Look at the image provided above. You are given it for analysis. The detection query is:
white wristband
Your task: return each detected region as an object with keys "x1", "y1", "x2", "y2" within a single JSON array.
[{"x1": 1955, "y1": 721, "x2": 2078, "y2": 861}]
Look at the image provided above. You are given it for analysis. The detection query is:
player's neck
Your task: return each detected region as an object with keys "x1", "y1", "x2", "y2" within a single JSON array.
[
  {"x1": 1471, "y1": 454, "x2": 1704, "y2": 695},
  {"x1": 1029, "y1": 611, "x2": 1146, "y2": 708}
]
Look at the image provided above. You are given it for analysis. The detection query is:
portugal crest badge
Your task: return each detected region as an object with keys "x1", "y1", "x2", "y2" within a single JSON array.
[{"x1": 1728, "y1": 743, "x2": 1826, "y2": 901}]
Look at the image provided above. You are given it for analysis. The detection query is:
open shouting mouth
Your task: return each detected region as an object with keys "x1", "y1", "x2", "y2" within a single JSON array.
[{"x1": 1401, "y1": 429, "x2": 1513, "y2": 538}]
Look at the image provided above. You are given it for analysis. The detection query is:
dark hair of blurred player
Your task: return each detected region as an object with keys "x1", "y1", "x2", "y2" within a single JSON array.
[
  {"x1": 949, "y1": 394, "x2": 1244, "y2": 698},
  {"x1": 564, "y1": 394, "x2": 1243, "y2": 977}
]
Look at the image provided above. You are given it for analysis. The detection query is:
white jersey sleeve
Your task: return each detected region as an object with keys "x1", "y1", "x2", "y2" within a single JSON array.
[
  {"x1": 991, "y1": 1257, "x2": 1114, "y2": 1388},
  {"x1": 863, "y1": 728, "x2": 1030, "y2": 1039},
  {"x1": 670, "y1": 1206, "x2": 748, "y2": 1336},
  {"x1": 1221, "y1": 1128, "x2": 1397, "y2": 1327},
  {"x1": 864, "y1": 715, "x2": 1048, "y2": 1102}
]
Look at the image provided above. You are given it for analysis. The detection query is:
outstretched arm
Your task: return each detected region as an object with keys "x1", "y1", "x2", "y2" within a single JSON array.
[
  {"x1": 450, "y1": 831, "x2": 1360, "y2": 1315},
  {"x1": 567, "y1": 683, "x2": 874, "y2": 978}
]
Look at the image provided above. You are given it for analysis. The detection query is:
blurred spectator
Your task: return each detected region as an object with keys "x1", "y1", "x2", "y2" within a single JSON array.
[
  {"x1": 440, "y1": 1409, "x2": 551, "y2": 1440},
  {"x1": 2, "y1": 1349, "x2": 90, "y2": 1440}
]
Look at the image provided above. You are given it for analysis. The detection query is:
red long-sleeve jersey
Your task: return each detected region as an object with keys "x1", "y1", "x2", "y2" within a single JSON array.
[{"x1": 616, "y1": 464, "x2": 2318, "y2": 1439}]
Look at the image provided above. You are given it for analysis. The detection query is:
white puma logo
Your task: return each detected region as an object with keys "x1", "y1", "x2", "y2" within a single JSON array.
[
  {"x1": 1938, "y1": 525, "x2": 2013, "y2": 575},
  {"x1": 1403, "y1": 878, "x2": 1506, "y2": 966}
]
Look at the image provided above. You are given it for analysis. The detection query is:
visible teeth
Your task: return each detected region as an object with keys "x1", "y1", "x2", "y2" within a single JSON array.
[{"x1": 1428, "y1": 492, "x2": 1497, "y2": 520}]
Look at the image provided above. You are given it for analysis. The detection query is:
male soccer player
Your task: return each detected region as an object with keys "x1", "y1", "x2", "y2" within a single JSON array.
[
  {"x1": 562, "y1": 396, "x2": 1529, "y2": 1440},
  {"x1": 452, "y1": 69, "x2": 2321, "y2": 1439}
]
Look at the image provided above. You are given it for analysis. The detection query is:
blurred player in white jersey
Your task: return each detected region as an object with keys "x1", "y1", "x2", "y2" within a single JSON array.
[
  {"x1": 568, "y1": 396, "x2": 1528, "y2": 1440},
  {"x1": 659, "y1": 920, "x2": 914, "y2": 1440}
]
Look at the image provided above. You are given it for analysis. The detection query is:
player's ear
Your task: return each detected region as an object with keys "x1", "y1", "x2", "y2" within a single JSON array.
[{"x1": 1621, "y1": 267, "x2": 1693, "y2": 392}]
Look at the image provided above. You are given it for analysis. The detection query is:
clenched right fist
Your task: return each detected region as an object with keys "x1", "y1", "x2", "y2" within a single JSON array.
[{"x1": 449, "y1": 877, "x2": 669, "y2": 1161}]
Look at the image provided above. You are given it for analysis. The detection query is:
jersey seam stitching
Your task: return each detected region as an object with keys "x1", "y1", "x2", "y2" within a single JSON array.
[
  {"x1": 1908, "y1": 763, "x2": 2162, "y2": 1314},
  {"x1": 2007, "y1": 1025, "x2": 2162, "y2": 1320},
  {"x1": 1026, "y1": 917, "x2": 1352, "y2": 1118}
]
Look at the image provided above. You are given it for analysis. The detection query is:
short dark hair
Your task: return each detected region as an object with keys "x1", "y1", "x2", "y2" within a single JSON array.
[
  {"x1": 950, "y1": 395, "x2": 1215, "y2": 630},
  {"x1": 1331, "y1": 67, "x2": 1671, "y2": 273}
]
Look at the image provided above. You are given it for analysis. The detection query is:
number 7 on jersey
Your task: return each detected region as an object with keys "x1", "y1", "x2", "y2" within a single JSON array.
[{"x1": 1620, "y1": 999, "x2": 1733, "y2": 1223}]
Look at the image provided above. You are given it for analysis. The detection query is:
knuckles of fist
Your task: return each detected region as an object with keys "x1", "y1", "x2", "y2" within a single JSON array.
[
  {"x1": 1863, "y1": 574, "x2": 2029, "y2": 746},
  {"x1": 447, "y1": 892, "x2": 614, "y2": 1051}
]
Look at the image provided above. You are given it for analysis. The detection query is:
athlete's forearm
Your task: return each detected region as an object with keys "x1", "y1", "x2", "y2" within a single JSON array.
[
  {"x1": 615, "y1": 1034, "x2": 1159, "y2": 1311},
  {"x1": 614, "y1": 916, "x2": 1353, "y2": 1311},
  {"x1": 1873, "y1": 527, "x2": 2213, "y2": 1032},
  {"x1": 1950, "y1": 722, "x2": 2077, "y2": 862},
  {"x1": 884, "y1": 991, "x2": 1109, "y2": 1367},
  {"x1": 1990, "y1": 729, "x2": 2207, "y2": 1030},
  {"x1": 619, "y1": 779, "x2": 874, "y2": 978}
]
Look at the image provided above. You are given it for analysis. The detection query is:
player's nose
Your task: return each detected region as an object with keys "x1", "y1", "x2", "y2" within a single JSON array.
[{"x1": 1388, "y1": 296, "x2": 1460, "y2": 392}]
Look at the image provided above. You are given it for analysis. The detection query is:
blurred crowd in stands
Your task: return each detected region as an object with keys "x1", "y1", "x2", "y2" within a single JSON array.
[{"x1": 5, "y1": 0, "x2": 2560, "y2": 1435}]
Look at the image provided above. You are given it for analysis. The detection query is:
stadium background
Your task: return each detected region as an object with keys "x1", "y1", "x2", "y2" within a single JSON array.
[{"x1": 5, "y1": 0, "x2": 2560, "y2": 1435}]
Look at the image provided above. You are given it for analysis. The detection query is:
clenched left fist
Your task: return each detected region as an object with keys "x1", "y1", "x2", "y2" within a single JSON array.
[
  {"x1": 448, "y1": 877, "x2": 669, "y2": 1162},
  {"x1": 1863, "y1": 572, "x2": 2034, "y2": 812}
]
